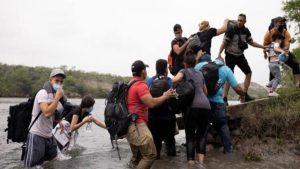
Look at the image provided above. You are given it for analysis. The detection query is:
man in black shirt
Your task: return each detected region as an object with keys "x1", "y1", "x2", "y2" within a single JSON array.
[
  {"x1": 169, "y1": 24, "x2": 190, "y2": 75},
  {"x1": 194, "y1": 19, "x2": 229, "y2": 62}
]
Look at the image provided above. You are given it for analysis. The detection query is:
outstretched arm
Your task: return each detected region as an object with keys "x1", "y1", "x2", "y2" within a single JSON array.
[
  {"x1": 249, "y1": 41, "x2": 265, "y2": 49},
  {"x1": 216, "y1": 19, "x2": 229, "y2": 36},
  {"x1": 91, "y1": 115, "x2": 106, "y2": 129}
]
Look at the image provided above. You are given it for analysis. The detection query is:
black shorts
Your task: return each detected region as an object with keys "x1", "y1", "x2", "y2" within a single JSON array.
[
  {"x1": 225, "y1": 52, "x2": 252, "y2": 75},
  {"x1": 269, "y1": 52, "x2": 300, "y2": 81}
]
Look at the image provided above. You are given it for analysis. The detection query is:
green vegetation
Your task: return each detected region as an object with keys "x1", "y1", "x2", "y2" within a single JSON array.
[
  {"x1": 282, "y1": 0, "x2": 300, "y2": 86},
  {"x1": 0, "y1": 63, "x2": 130, "y2": 98},
  {"x1": 238, "y1": 89, "x2": 300, "y2": 139}
]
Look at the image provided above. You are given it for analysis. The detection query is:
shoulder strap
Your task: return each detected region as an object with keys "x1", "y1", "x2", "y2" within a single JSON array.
[{"x1": 27, "y1": 111, "x2": 42, "y2": 133}]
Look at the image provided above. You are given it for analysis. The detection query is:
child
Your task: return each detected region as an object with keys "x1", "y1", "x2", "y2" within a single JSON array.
[{"x1": 264, "y1": 33, "x2": 289, "y2": 97}]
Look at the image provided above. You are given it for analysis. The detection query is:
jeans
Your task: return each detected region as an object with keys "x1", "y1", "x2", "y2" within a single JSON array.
[
  {"x1": 268, "y1": 62, "x2": 281, "y2": 91},
  {"x1": 278, "y1": 53, "x2": 288, "y2": 65},
  {"x1": 210, "y1": 102, "x2": 232, "y2": 153}
]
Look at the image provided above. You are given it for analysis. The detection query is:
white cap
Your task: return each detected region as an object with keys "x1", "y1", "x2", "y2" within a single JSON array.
[{"x1": 50, "y1": 68, "x2": 66, "y2": 78}]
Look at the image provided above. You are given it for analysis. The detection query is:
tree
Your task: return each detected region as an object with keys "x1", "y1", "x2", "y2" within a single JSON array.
[
  {"x1": 281, "y1": 0, "x2": 300, "y2": 86},
  {"x1": 282, "y1": 0, "x2": 300, "y2": 35}
]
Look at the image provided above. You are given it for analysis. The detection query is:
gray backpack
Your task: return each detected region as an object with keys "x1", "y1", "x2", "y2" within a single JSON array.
[{"x1": 187, "y1": 33, "x2": 206, "y2": 53}]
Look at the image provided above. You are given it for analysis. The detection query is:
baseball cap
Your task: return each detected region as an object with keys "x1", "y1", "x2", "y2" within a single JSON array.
[
  {"x1": 131, "y1": 60, "x2": 149, "y2": 76},
  {"x1": 50, "y1": 68, "x2": 66, "y2": 78},
  {"x1": 173, "y1": 24, "x2": 182, "y2": 32}
]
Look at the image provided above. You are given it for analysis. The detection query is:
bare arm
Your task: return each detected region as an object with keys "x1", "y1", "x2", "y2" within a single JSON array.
[
  {"x1": 140, "y1": 89, "x2": 174, "y2": 108},
  {"x1": 70, "y1": 114, "x2": 91, "y2": 132},
  {"x1": 39, "y1": 89, "x2": 64, "y2": 118},
  {"x1": 274, "y1": 47, "x2": 285, "y2": 53},
  {"x1": 91, "y1": 115, "x2": 106, "y2": 129},
  {"x1": 172, "y1": 72, "x2": 184, "y2": 84},
  {"x1": 216, "y1": 19, "x2": 229, "y2": 36},
  {"x1": 249, "y1": 41, "x2": 265, "y2": 49},
  {"x1": 173, "y1": 39, "x2": 190, "y2": 55}
]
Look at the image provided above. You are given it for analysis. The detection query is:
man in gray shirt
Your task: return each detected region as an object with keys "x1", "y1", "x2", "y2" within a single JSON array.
[
  {"x1": 218, "y1": 14, "x2": 265, "y2": 104},
  {"x1": 24, "y1": 68, "x2": 66, "y2": 167}
]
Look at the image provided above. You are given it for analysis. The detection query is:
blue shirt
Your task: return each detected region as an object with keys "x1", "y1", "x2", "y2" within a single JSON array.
[{"x1": 195, "y1": 60, "x2": 238, "y2": 103}]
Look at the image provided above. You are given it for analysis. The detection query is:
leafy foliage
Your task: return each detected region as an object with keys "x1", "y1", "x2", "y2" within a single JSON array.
[
  {"x1": 0, "y1": 63, "x2": 130, "y2": 98},
  {"x1": 281, "y1": 0, "x2": 300, "y2": 85}
]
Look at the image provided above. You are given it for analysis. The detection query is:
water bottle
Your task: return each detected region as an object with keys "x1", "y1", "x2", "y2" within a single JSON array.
[
  {"x1": 86, "y1": 114, "x2": 92, "y2": 132},
  {"x1": 86, "y1": 121, "x2": 92, "y2": 132}
]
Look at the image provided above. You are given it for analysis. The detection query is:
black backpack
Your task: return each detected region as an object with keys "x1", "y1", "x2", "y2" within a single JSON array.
[
  {"x1": 149, "y1": 75, "x2": 175, "y2": 115},
  {"x1": 200, "y1": 62, "x2": 223, "y2": 96},
  {"x1": 104, "y1": 80, "x2": 138, "y2": 160},
  {"x1": 5, "y1": 97, "x2": 35, "y2": 143},
  {"x1": 149, "y1": 75, "x2": 169, "y2": 97},
  {"x1": 169, "y1": 69, "x2": 195, "y2": 112}
]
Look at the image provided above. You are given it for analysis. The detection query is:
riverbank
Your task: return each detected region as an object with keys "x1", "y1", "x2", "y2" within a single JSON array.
[{"x1": 229, "y1": 88, "x2": 300, "y2": 164}]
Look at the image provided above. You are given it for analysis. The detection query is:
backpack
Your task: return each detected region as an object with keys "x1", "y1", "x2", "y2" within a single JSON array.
[
  {"x1": 168, "y1": 69, "x2": 195, "y2": 112},
  {"x1": 149, "y1": 75, "x2": 176, "y2": 116},
  {"x1": 149, "y1": 75, "x2": 169, "y2": 97},
  {"x1": 104, "y1": 80, "x2": 138, "y2": 160},
  {"x1": 5, "y1": 97, "x2": 35, "y2": 143},
  {"x1": 5, "y1": 89, "x2": 69, "y2": 160},
  {"x1": 200, "y1": 62, "x2": 223, "y2": 96},
  {"x1": 187, "y1": 33, "x2": 206, "y2": 53}
]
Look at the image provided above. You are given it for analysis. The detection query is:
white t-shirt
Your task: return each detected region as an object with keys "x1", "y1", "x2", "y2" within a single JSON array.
[{"x1": 30, "y1": 89, "x2": 63, "y2": 138}]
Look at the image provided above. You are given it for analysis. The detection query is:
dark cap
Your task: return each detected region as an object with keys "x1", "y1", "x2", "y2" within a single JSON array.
[
  {"x1": 131, "y1": 60, "x2": 149, "y2": 76},
  {"x1": 50, "y1": 68, "x2": 66, "y2": 78},
  {"x1": 173, "y1": 24, "x2": 182, "y2": 32},
  {"x1": 274, "y1": 16, "x2": 287, "y2": 23}
]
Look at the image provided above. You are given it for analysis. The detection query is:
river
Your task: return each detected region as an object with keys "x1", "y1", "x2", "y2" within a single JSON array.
[{"x1": 0, "y1": 98, "x2": 298, "y2": 169}]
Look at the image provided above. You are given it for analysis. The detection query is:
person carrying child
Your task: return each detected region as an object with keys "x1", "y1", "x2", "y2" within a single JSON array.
[{"x1": 264, "y1": 33, "x2": 289, "y2": 97}]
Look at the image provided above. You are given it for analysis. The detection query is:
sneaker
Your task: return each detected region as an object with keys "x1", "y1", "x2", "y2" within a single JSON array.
[
  {"x1": 223, "y1": 97, "x2": 229, "y2": 106},
  {"x1": 245, "y1": 93, "x2": 255, "y2": 102},
  {"x1": 268, "y1": 91, "x2": 279, "y2": 97}
]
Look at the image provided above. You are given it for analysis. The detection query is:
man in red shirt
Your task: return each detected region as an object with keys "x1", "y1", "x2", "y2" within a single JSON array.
[{"x1": 126, "y1": 60, "x2": 175, "y2": 169}]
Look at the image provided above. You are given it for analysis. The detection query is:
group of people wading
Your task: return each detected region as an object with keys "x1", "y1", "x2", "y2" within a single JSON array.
[{"x1": 23, "y1": 13, "x2": 299, "y2": 169}]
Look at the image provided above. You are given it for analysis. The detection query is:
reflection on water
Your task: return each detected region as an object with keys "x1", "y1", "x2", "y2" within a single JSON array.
[{"x1": 0, "y1": 98, "x2": 298, "y2": 169}]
